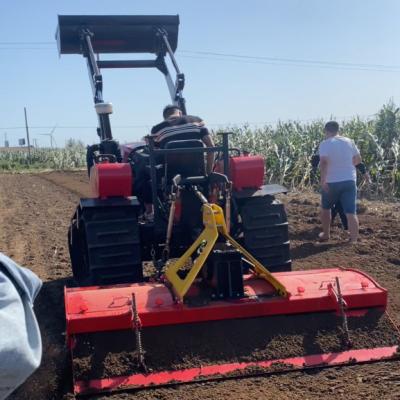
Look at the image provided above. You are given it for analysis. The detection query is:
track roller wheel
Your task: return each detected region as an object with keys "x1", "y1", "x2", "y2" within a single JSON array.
[{"x1": 239, "y1": 196, "x2": 291, "y2": 272}]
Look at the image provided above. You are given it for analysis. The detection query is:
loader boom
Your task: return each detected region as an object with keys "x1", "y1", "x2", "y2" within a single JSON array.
[{"x1": 56, "y1": 15, "x2": 186, "y2": 141}]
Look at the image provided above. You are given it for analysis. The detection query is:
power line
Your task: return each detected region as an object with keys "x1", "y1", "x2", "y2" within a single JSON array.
[
  {"x1": 0, "y1": 41, "x2": 53, "y2": 44},
  {"x1": 0, "y1": 114, "x2": 375, "y2": 132},
  {"x1": 1, "y1": 47, "x2": 396, "y2": 72},
  {"x1": 0, "y1": 48, "x2": 54, "y2": 50},
  {"x1": 0, "y1": 41, "x2": 400, "y2": 72},
  {"x1": 0, "y1": 125, "x2": 152, "y2": 131},
  {"x1": 178, "y1": 54, "x2": 400, "y2": 72},
  {"x1": 0, "y1": 42, "x2": 395, "y2": 68},
  {"x1": 179, "y1": 50, "x2": 400, "y2": 70},
  {"x1": 0, "y1": 41, "x2": 54, "y2": 50}
]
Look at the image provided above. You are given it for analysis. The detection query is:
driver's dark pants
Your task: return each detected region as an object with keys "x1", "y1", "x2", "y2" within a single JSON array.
[{"x1": 132, "y1": 156, "x2": 153, "y2": 205}]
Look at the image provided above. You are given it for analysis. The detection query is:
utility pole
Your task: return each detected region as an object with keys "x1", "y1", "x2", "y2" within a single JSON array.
[
  {"x1": 4, "y1": 132, "x2": 9, "y2": 147},
  {"x1": 24, "y1": 107, "x2": 31, "y2": 163}
]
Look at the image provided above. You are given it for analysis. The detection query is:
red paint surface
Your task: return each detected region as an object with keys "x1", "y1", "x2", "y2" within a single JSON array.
[
  {"x1": 215, "y1": 155, "x2": 265, "y2": 190},
  {"x1": 230, "y1": 155, "x2": 265, "y2": 190},
  {"x1": 90, "y1": 162, "x2": 132, "y2": 198},
  {"x1": 74, "y1": 346, "x2": 398, "y2": 394},
  {"x1": 65, "y1": 268, "x2": 387, "y2": 337}
]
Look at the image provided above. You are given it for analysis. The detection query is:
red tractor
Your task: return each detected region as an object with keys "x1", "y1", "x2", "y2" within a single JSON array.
[
  {"x1": 57, "y1": 15, "x2": 394, "y2": 396},
  {"x1": 60, "y1": 15, "x2": 291, "y2": 288}
]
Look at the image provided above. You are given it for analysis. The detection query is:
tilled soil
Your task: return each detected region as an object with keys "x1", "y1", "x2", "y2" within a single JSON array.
[
  {"x1": 73, "y1": 310, "x2": 399, "y2": 380},
  {"x1": 0, "y1": 171, "x2": 399, "y2": 400}
]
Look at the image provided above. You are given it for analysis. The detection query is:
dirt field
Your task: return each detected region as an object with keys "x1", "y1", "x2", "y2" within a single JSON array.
[{"x1": 1, "y1": 171, "x2": 400, "y2": 400}]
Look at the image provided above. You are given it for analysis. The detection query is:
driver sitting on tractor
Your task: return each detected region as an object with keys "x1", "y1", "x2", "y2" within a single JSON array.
[
  {"x1": 150, "y1": 105, "x2": 215, "y2": 172},
  {"x1": 137, "y1": 105, "x2": 214, "y2": 222}
]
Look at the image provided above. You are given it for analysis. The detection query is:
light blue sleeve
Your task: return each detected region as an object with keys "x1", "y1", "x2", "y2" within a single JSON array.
[{"x1": 0, "y1": 253, "x2": 42, "y2": 400}]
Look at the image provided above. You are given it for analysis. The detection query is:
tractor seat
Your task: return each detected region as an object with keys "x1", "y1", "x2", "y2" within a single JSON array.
[{"x1": 164, "y1": 139, "x2": 206, "y2": 184}]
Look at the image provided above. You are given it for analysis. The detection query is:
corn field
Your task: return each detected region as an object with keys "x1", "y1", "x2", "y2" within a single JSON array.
[
  {"x1": 1, "y1": 102, "x2": 399, "y2": 197},
  {"x1": 221, "y1": 101, "x2": 400, "y2": 198},
  {"x1": 0, "y1": 140, "x2": 86, "y2": 171}
]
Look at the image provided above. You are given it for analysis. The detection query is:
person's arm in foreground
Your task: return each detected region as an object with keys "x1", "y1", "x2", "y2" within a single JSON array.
[{"x1": 0, "y1": 253, "x2": 42, "y2": 400}]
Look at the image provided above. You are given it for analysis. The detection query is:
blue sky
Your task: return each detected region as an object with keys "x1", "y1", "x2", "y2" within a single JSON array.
[{"x1": 1, "y1": 0, "x2": 400, "y2": 146}]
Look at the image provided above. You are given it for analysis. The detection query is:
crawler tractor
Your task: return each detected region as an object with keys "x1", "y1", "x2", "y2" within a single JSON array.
[{"x1": 57, "y1": 15, "x2": 398, "y2": 396}]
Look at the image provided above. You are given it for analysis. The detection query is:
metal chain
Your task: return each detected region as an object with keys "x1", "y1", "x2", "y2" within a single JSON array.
[
  {"x1": 131, "y1": 294, "x2": 148, "y2": 373},
  {"x1": 335, "y1": 277, "x2": 352, "y2": 348}
]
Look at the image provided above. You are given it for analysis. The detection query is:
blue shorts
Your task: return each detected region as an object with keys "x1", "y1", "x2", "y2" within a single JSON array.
[{"x1": 321, "y1": 180, "x2": 357, "y2": 214}]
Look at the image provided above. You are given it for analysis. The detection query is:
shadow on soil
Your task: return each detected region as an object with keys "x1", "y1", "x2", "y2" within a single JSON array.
[
  {"x1": 291, "y1": 241, "x2": 343, "y2": 260},
  {"x1": 290, "y1": 226, "x2": 322, "y2": 241}
]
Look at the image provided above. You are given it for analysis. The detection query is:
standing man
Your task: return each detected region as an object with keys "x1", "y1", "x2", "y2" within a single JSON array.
[
  {"x1": 318, "y1": 121, "x2": 363, "y2": 243},
  {"x1": 311, "y1": 149, "x2": 371, "y2": 232}
]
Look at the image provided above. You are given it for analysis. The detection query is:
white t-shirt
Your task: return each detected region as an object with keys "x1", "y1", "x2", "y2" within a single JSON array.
[{"x1": 318, "y1": 136, "x2": 360, "y2": 183}]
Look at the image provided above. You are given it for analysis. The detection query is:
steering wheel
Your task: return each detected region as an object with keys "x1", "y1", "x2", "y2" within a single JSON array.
[
  {"x1": 127, "y1": 145, "x2": 149, "y2": 163},
  {"x1": 94, "y1": 154, "x2": 117, "y2": 163}
]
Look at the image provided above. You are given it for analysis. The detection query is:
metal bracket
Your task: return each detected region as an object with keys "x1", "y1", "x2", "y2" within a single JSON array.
[{"x1": 165, "y1": 203, "x2": 288, "y2": 301}]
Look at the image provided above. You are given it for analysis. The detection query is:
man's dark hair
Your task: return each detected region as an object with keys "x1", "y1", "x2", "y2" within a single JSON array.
[
  {"x1": 163, "y1": 104, "x2": 181, "y2": 119},
  {"x1": 324, "y1": 121, "x2": 339, "y2": 134}
]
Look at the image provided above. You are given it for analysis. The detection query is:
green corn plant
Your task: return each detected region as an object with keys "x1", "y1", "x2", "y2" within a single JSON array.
[{"x1": 214, "y1": 102, "x2": 400, "y2": 198}]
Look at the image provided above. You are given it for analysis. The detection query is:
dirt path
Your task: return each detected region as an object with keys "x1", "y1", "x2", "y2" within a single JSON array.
[
  {"x1": 0, "y1": 171, "x2": 399, "y2": 400},
  {"x1": 0, "y1": 173, "x2": 80, "y2": 399},
  {"x1": 287, "y1": 192, "x2": 400, "y2": 324}
]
